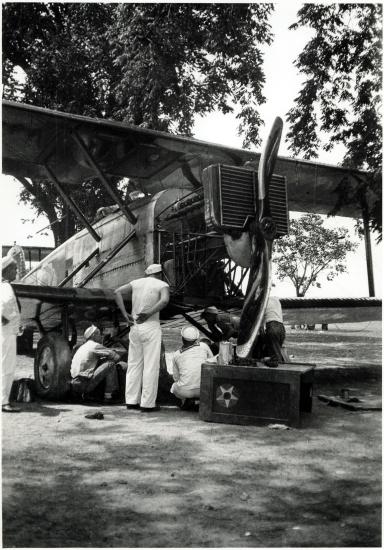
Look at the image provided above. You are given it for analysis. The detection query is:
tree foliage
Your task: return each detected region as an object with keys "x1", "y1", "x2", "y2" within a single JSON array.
[
  {"x1": 3, "y1": 3, "x2": 120, "y2": 245},
  {"x1": 286, "y1": 4, "x2": 382, "y2": 239},
  {"x1": 108, "y1": 3, "x2": 273, "y2": 145},
  {"x1": 3, "y1": 3, "x2": 273, "y2": 245},
  {"x1": 3, "y1": 3, "x2": 118, "y2": 116},
  {"x1": 273, "y1": 214, "x2": 358, "y2": 297}
]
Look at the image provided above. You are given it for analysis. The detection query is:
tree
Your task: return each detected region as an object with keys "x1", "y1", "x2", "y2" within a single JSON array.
[
  {"x1": 286, "y1": 4, "x2": 382, "y2": 239},
  {"x1": 273, "y1": 214, "x2": 358, "y2": 297},
  {"x1": 3, "y1": 3, "x2": 119, "y2": 117},
  {"x1": 3, "y1": 3, "x2": 274, "y2": 244},
  {"x1": 108, "y1": 3, "x2": 273, "y2": 145},
  {"x1": 3, "y1": 3, "x2": 121, "y2": 245}
]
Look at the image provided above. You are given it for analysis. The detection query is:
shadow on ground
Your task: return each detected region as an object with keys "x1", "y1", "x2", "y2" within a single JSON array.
[{"x1": 2, "y1": 382, "x2": 381, "y2": 548}]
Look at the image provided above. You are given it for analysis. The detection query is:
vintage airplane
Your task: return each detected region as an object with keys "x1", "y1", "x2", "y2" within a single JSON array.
[{"x1": 2, "y1": 100, "x2": 381, "y2": 399}]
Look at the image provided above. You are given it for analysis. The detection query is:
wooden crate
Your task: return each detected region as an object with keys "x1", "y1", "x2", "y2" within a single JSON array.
[{"x1": 199, "y1": 362, "x2": 315, "y2": 428}]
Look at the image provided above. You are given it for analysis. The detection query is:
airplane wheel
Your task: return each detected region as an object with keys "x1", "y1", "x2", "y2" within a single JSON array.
[{"x1": 34, "y1": 333, "x2": 72, "y2": 400}]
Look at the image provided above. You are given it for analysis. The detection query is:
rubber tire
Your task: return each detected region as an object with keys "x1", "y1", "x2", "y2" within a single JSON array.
[{"x1": 34, "y1": 333, "x2": 72, "y2": 400}]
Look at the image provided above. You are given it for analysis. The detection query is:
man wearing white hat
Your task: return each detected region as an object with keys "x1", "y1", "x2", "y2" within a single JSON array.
[
  {"x1": 2, "y1": 256, "x2": 21, "y2": 412},
  {"x1": 114, "y1": 263, "x2": 170, "y2": 412},
  {"x1": 201, "y1": 306, "x2": 240, "y2": 350},
  {"x1": 71, "y1": 325, "x2": 126, "y2": 403},
  {"x1": 171, "y1": 326, "x2": 213, "y2": 404}
]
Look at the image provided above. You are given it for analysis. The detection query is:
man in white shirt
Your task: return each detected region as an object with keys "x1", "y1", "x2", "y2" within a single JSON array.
[
  {"x1": 262, "y1": 295, "x2": 286, "y2": 367},
  {"x1": 71, "y1": 325, "x2": 126, "y2": 403},
  {"x1": 114, "y1": 264, "x2": 170, "y2": 412},
  {"x1": 171, "y1": 326, "x2": 213, "y2": 406},
  {"x1": 1, "y1": 257, "x2": 21, "y2": 412}
]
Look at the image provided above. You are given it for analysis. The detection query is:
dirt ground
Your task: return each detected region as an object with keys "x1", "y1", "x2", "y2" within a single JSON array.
[{"x1": 2, "y1": 322, "x2": 382, "y2": 548}]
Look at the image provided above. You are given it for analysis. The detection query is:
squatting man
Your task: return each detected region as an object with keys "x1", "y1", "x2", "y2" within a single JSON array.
[
  {"x1": 170, "y1": 326, "x2": 213, "y2": 409},
  {"x1": 114, "y1": 263, "x2": 170, "y2": 412},
  {"x1": 201, "y1": 295, "x2": 285, "y2": 367},
  {"x1": 71, "y1": 325, "x2": 127, "y2": 403}
]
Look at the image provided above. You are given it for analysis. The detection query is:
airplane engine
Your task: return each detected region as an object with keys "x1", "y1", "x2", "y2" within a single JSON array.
[
  {"x1": 202, "y1": 120, "x2": 286, "y2": 359},
  {"x1": 202, "y1": 163, "x2": 289, "y2": 259}
]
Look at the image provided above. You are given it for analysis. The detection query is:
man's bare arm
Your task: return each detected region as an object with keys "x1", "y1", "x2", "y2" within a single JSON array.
[{"x1": 114, "y1": 283, "x2": 134, "y2": 324}]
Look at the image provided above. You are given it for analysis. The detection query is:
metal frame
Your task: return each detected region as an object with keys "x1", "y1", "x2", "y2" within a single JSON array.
[
  {"x1": 58, "y1": 247, "x2": 99, "y2": 287},
  {"x1": 44, "y1": 164, "x2": 101, "y2": 242},
  {"x1": 79, "y1": 229, "x2": 136, "y2": 287},
  {"x1": 71, "y1": 130, "x2": 137, "y2": 225},
  {"x1": 223, "y1": 259, "x2": 249, "y2": 298}
]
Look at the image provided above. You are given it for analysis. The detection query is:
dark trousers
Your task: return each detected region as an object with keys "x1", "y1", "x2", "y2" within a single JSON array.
[
  {"x1": 265, "y1": 321, "x2": 286, "y2": 362},
  {"x1": 72, "y1": 361, "x2": 119, "y2": 397}
]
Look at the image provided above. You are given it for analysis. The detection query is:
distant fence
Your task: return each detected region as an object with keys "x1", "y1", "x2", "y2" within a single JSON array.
[{"x1": 2, "y1": 245, "x2": 54, "y2": 271}]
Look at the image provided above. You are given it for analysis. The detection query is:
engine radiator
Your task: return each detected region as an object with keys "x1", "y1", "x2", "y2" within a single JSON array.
[{"x1": 203, "y1": 164, "x2": 289, "y2": 237}]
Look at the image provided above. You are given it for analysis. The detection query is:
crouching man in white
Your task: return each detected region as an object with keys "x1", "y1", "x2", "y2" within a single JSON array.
[
  {"x1": 71, "y1": 325, "x2": 126, "y2": 403},
  {"x1": 114, "y1": 264, "x2": 170, "y2": 412},
  {"x1": 171, "y1": 326, "x2": 213, "y2": 408}
]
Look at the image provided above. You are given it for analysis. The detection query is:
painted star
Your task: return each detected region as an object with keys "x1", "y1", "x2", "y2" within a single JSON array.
[{"x1": 216, "y1": 384, "x2": 240, "y2": 409}]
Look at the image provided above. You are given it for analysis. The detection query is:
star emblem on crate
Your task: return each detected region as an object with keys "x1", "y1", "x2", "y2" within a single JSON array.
[{"x1": 216, "y1": 384, "x2": 240, "y2": 409}]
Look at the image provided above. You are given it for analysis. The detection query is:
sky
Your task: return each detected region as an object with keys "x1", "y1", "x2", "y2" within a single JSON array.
[{"x1": 0, "y1": 3, "x2": 382, "y2": 298}]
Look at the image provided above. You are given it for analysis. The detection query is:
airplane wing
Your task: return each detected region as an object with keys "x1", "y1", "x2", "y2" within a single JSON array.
[
  {"x1": 13, "y1": 283, "x2": 122, "y2": 331},
  {"x1": 162, "y1": 298, "x2": 381, "y2": 328},
  {"x1": 14, "y1": 282, "x2": 381, "y2": 333},
  {"x1": 3, "y1": 100, "x2": 369, "y2": 217},
  {"x1": 279, "y1": 297, "x2": 382, "y2": 325}
]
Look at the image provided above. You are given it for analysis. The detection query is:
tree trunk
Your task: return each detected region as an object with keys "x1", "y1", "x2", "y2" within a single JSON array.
[{"x1": 16, "y1": 177, "x2": 78, "y2": 248}]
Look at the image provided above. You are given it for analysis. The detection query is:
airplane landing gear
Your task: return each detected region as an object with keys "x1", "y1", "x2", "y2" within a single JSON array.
[{"x1": 34, "y1": 333, "x2": 72, "y2": 400}]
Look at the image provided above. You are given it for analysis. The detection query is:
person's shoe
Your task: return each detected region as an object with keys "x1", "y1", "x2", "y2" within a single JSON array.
[
  {"x1": 81, "y1": 393, "x2": 101, "y2": 402},
  {"x1": 104, "y1": 397, "x2": 121, "y2": 405},
  {"x1": 264, "y1": 358, "x2": 278, "y2": 368},
  {"x1": 180, "y1": 398, "x2": 199, "y2": 411},
  {"x1": 126, "y1": 404, "x2": 140, "y2": 410},
  {"x1": 140, "y1": 406, "x2": 160, "y2": 413},
  {"x1": 85, "y1": 411, "x2": 104, "y2": 420},
  {"x1": 2, "y1": 404, "x2": 21, "y2": 413}
]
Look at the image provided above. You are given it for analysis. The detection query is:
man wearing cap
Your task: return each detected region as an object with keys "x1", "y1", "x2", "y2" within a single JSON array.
[
  {"x1": 114, "y1": 264, "x2": 170, "y2": 412},
  {"x1": 201, "y1": 306, "x2": 240, "y2": 350},
  {"x1": 71, "y1": 325, "x2": 126, "y2": 403},
  {"x1": 2, "y1": 256, "x2": 21, "y2": 412},
  {"x1": 171, "y1": 326, "x2": 213, "y2": 405}
]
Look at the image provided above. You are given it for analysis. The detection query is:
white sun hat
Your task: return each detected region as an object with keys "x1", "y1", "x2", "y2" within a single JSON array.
[
  {"x1": 145, "y1": 264, "x2": 162, "y2": 275},
  {"x1": 84, "y1": 325, "x2": 100, "y2": 340},
  {"x1": 181, "y1": 326, "x2": 200, "y2": 342}
]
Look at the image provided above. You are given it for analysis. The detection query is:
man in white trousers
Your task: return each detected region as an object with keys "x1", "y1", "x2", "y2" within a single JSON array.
[
  {"x1": 2, "y1": 256, "x2": 21, "y2": 412},
  {"x1": 114, "y1": 264, "x2": 170, "y2": 412}
]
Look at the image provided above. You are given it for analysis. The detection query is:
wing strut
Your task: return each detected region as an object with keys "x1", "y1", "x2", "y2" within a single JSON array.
[
  {"x1": 79, "y1": 229, "x2": 136, "y2": 287},
  {"x1": 44, "y1": 164, "x2": 101, "y2": 243},
  {"x1": 71, "y1": 130, "x2": 137, "y2": 225},
  {"x1": 58, "y1": 247, "x2": 99, "y2": 287}
]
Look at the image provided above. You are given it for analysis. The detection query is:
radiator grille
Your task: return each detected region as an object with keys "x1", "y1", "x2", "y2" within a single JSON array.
[
  {"x1": 219, "y1": 165, "x2": 255, "y2": 229},
  {"x1": 269, "y1": 174, "x2": 289, "y2": 237},
  {"x1": 218, "y1": 165, "x2": 289, "y2": 237}
]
